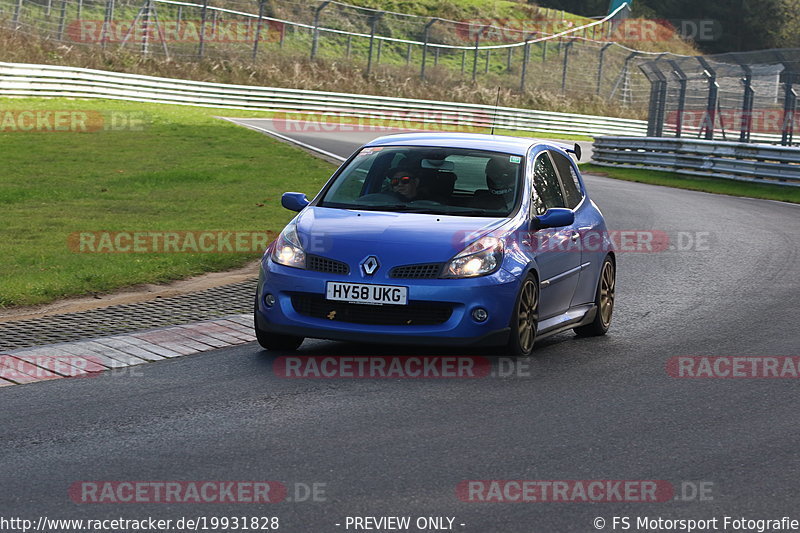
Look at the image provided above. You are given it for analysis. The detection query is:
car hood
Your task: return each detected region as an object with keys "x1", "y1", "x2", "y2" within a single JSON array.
[{"x1": 294, "y1": 207, "x2": 513, "y2": 265}]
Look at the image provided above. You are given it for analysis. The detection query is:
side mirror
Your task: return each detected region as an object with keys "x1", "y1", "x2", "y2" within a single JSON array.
[
  {"x1": 572, "y1": 143, "x2": 582, "y2": 161},
  {"x1": 281, "y1": 192, "x2": 310, "y2": 212},
  {"x1": 531, "y1": 208, "x2": 574, "y2": 230}
]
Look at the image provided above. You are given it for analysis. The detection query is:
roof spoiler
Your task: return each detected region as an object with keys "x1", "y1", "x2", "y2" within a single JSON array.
[{"x1": 565, "y1": 143, "x2": 582, "y2": 161}]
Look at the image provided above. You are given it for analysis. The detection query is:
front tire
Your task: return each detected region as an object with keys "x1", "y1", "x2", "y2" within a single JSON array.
[
  {"x1": 574, "y1": 256, "x2": 615, "y2": 337},
  {"x1": 254, "y1": 296, "x2": 304, "y2": 351},
  {"x1": 506, "y1": 274, "x2": 539, "y2": 357}
]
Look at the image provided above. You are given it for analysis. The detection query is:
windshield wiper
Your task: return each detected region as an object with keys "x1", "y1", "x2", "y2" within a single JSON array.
[
  {"x1": 444, "y1": 209, "x2": 495, "y2": 216},
  {"x1": 350, "y1": 204, "x2": 410, "y2": 212},
  {"x1": 345, "y1": 205, "x2": 498, "y2": 216}
]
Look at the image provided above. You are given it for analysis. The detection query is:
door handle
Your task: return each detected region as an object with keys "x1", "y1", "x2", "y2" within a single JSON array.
[{"x1": 571, "y1": 232, "x2": 580, "y2": 242}]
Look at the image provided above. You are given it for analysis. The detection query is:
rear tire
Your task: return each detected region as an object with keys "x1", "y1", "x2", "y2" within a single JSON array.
[
  {"x1": 574, "y1": 256, "x2": 615, "y2": 337},
  {"x1": 506, "y1": 274, "x2": 539, "y2": 357},
  {"x1": 254, "y1": 296, "x2": 304, "y2": 351}
]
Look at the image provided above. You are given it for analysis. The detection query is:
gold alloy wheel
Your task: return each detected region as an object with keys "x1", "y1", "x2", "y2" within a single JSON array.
[
  {"x1": 517, "y1": 279, "x2": 538, "y2": 353},
  {"x1": 599, "y1": 260, "x2": 615, "y2": 327}
]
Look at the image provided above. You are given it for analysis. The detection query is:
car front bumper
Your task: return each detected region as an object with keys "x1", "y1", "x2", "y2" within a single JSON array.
[{"x1": 255, "y1": 257, "x2": 520, "y2": 347}]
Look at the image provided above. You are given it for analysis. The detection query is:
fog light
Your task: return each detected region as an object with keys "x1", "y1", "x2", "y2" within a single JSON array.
[
  {"x1": 264, "y1": 293, "x2": 276, "y2": 307},
  {"x1": 472, "y1": 308, "x2": 489, "y2": 322}
]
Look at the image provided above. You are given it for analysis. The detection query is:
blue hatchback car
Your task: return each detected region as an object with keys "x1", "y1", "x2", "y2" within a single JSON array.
[{"x1": 254, "y1": 133, "x2": 615, "y2": 356}]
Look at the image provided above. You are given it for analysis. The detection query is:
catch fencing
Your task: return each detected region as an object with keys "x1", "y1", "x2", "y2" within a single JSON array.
[
  {"x1": 640, "y1": 48, "x2": 800, "y2": 146},
  {"x1": 0, "y1": 0, "x2": 690, "y2": 110}
]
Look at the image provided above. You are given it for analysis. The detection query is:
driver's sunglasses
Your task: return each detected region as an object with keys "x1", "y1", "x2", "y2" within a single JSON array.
[{"x1": 391, "y1": 176, "x2": 413, "y2": 186}]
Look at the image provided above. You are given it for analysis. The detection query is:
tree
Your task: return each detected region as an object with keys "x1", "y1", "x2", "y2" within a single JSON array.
[{"x1": 535, "y1": 0, "x2": 794, "y2": 52}]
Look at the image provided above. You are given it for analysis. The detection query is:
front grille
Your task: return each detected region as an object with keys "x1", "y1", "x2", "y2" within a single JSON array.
[
  {"x1": 306, "y1": 254, "x2": 350, "y2": 275},
  {"x1": 389, "y1": 263, "x2": 443, "y2": 279},
  {"x1": 291, "y1": 294, "x2": 452, "y2": 326}
]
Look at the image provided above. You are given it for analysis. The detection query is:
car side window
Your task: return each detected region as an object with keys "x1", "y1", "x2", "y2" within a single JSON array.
[
  {"x1": 549, "y1": 151, "x2": 583, "y2": 209},
  {"x1": 531, "y1": 153, "x2": 565, "y2": 216}
]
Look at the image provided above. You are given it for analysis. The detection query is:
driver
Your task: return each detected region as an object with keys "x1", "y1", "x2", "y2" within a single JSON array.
[
  {"x1": 484, "y1": 156, "x2": 516, "y2": 208},
  {"x1": 388, "y1": 168, "x2": 421, "y2": 201}
]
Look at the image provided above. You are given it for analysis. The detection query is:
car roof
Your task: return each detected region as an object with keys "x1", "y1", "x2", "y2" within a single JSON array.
[{"x1": 363, "y1": 132, "x2": 569, "y2": 157}]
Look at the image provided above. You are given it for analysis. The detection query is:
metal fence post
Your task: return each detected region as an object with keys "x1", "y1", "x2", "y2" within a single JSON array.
[
  {"x1": 484, "y1": 49, "x2": 490, "y2": 74},
  {"x1": 472, "y1": 27, "x2": 483, "y2": 82},
  {"x1": 668, "y1": 60, "x2": 687, "y2": 138},
  {"x1": 739, "y1": 64, "x2": 754, "y2": 143},
  {"x1": 13, "y1": 0, "x2": 23, "y2": 25},
  {"x1": 697, "y1": 56, "x2": 718, "y2": 140},
  {"x1": 100, "y1": 0, "x2": 111, "y2": 48},
  {"x1": 345, "y1": 34, "x2": 351, "y2": 58},
  {"x1": 366, "y1": 13, "x2": 381, "y2": 75},
  {"x1": 596, "y1": 43, "x2": 613, "y2": 96},
  {"x1": 198, "y1": 0, "x2": 207, "y2": 58},
  {"x1": 652, "y1": 70, "x2": 668, "y2": 137},
  {"x1": 542, "y1": 40, "x2": 547, "y2": 62},
  {"x1": 420, "y1": 18, "x2": 438, "y2": 80},
  {"x1": 140, "y1": 0, "x2": 151, "y2": 55},
  {"x1": 461, "y1": 49, "x2": 466, "y2": 74},
  {"x1": 642, "y1": 65, "x2": 659, "y2": 137},
  {"x1": 560, "y1": 39, "x2": 573, "y2": 94},
  {"x1": 57, "y1": 0, "x2": 67, "y2": 40},
  {"x1": 406, "y1": 43, "x2": 411, "y2": 65},
  {"x1": 252, "y1": 0, "x2": 265, "y2": 61},
  {"x1": 782, "y1": 81, "x2": 797, "y2": 146},
  {"x1": 520, "y1": 38, "x2": 530, "y2": 93},
  {"x1": 310, "y1": 0, "x2": 330, "y2": 60},
  {"x1": 506, "y1": 47, "x2": 513, "y2": 71},
  {"x1": 106, "y1": 0, "x2": 116, "y2": 47}
]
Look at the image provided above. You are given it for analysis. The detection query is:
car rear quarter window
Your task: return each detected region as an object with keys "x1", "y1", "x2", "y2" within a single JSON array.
[
  {"x1": 531, "y1": 153, "x2": 565, "y2": 215},
  {"x1": 549, "y1": 151, "x2": 583, "y2": 209}
]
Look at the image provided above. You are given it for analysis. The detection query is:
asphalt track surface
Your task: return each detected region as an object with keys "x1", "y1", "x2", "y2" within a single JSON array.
[{"x1": 2, "y1": 121, "x2": 799, "y2": 533}]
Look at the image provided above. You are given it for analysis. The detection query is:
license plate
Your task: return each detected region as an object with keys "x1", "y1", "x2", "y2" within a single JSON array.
[{"x1": 326, "y1": 282, "x2": 407, "y2": 305}]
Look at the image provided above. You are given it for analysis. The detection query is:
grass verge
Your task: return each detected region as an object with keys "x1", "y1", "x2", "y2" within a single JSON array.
[
  {"x1": 0, "y1": 98, "x2": 337, "y2": 308},
  {"x1": 0, "y1": 96, "x2": 590, "y2": 309},
  {"x1": 581, "y1": 163, "x2": 800, "y2": 204}
]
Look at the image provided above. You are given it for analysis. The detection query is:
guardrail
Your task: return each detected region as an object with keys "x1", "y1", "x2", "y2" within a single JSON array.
[
  {"x1": 0, "y1": 62, "x2": 648, "y2": 138},
  {"x1": 592, "y1": 136, "x2": 800, "y2": 187}
]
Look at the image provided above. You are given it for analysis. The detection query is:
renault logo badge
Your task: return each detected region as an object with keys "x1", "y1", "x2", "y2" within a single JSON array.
[{"x1": 361, "y1": 256, "x2": 380, "y2": 275}]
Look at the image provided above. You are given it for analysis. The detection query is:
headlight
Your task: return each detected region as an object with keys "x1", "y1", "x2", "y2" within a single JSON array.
[
  {"x1": 271, "y1": 223, "x2": 306, "y2": 269},
  {"x1": 442, "y1": 236, "x2": 503, "y2": 278}
]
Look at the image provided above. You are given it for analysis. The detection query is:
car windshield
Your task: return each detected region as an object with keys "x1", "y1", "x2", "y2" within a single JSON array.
[{"x1": 318, "y1": 146, "x2": 524, "y2": 217}]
